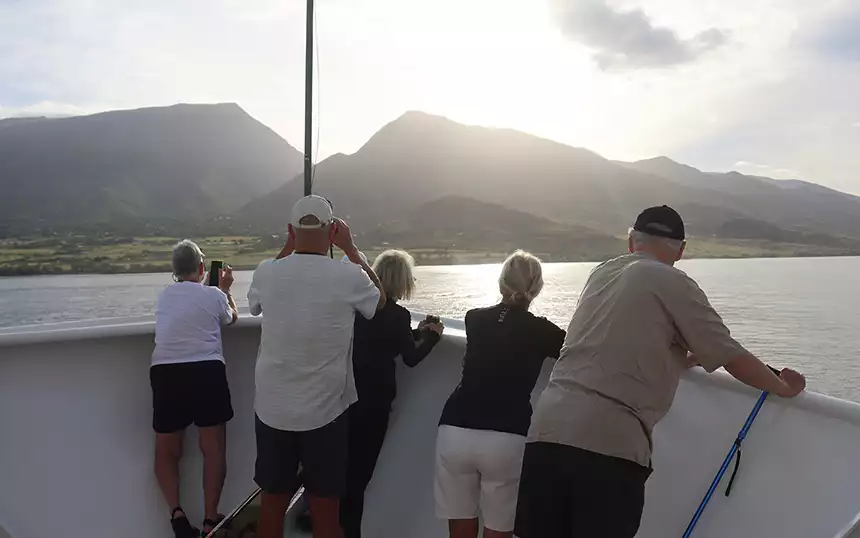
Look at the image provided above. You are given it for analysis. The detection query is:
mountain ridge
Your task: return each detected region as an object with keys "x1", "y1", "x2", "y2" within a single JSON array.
[
  {"x1": 618, "y1": 154, "x2": 860, "y2": 237},
  {"x1": 3, "y1": 105, "x2": 860, "y2": 262},
  {"x1": 238, "y1": 110, "x2": 860, "y2": 249},
  {"x1": 0, "y1": 103, "x2": 303, "y2": 235}
]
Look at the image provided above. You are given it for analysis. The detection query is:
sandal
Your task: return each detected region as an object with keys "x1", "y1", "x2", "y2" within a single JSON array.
[
  {"x1": 201, "y1": 514, "x2": 228, "y2": 537},
  {"x1": 170, "y1": 507, "x2": 200, "y2": 538}
]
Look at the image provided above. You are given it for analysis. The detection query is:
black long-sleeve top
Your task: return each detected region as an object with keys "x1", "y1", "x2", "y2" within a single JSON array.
[{"x1": 352, "y1": 301, "x2": 441, "y2": 408}]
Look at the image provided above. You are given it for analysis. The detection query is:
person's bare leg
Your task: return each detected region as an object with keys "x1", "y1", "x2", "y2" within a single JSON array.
[
  {"x1": 258, "y1": 491, "x2": 291, "y2": 538},
  {"x1": 308, "y1": 495, "x2": 344, "y2": 538},
  {"x1": 155, "y1": 432, "x2": 184, "y2": 512},
  {"x1": 483, "y1": 527, "x2": 513, "y2": 538},
  {"x1": 199, "y1": 424, "x2": 228, "y2": 523},
  {"x1": 448, "y1": 518, "x2": 479, "y2": 538}
]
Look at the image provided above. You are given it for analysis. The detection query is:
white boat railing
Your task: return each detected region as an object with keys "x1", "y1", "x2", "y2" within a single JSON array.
[
  {"x1": 3, "y1": 314, "x2": 860, "y2": 538},
  {"x1": 837, "y1": 512, "x2": 860, "y2": 538}
]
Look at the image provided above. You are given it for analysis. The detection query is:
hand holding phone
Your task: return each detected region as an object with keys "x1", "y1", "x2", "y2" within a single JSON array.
[{"x1": 219, "y1": 265, "x2": 235, "y2": 292}]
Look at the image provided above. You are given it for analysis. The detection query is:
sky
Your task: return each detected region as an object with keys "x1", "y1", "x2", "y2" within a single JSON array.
[{"x1": 1, "y1": 0, "x2": 859, "y2": 193}]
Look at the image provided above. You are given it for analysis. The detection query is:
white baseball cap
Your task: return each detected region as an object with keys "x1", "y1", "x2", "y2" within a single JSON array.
[{"x1": 291, "y1": 195, "x2": 333, "y2": 229}]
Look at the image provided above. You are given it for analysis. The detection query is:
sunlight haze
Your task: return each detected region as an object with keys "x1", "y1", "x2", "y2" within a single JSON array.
[{"x1": 2, "y1": 0, "x2": 859, "y2": 192}]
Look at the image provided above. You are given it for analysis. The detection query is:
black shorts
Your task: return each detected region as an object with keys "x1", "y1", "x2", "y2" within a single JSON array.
[
  {"x1": 254, "y1": 412, "x2": 348, "y2": 498},
  {"x1": 515, "y1": 442, "x2": 652, "y2": 538},
  {"x1": 150, "y1": 361, "x2": 234, "y2": 434}
]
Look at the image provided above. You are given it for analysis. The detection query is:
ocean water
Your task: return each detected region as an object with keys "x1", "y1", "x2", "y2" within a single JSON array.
[{"x1": 1, "y1": 257, "x2": 858, "y2": 401}]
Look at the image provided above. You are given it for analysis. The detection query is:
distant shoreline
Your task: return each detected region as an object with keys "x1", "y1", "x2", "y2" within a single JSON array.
[
  {"x1": 4, "y1": 234, "x2": 860, "y2": 277},
  {"x1": 2, "y1": 250, "x2": 858, "y2": 278}
]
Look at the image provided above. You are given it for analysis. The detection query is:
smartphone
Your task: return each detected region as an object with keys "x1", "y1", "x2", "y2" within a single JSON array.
[{"x1": 208, "y1": 260, "x2": 223, "y2": 287}]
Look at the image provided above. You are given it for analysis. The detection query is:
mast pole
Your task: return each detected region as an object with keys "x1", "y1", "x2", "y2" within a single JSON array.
[{"x1": 303, "y1": 0, "x2": 314, "y2": 196}]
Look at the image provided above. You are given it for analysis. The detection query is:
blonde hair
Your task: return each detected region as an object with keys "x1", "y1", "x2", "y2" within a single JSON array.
[
  {"x1": 499, "y1": 250, "x2": 544, "y2": 306},
  {"x1": 373, "y1": 250, "x2": 416, "y2": 301}
]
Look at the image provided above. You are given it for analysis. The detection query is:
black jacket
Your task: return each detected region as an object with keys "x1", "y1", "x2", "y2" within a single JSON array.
[{"x1": 352, "y1": 301, "x2": 441, "y2": 407}]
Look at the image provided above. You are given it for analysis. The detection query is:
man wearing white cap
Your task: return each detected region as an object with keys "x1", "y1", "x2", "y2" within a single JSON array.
[{"x1": 248, "y1": 195, "x2": 386, "y2": 538}]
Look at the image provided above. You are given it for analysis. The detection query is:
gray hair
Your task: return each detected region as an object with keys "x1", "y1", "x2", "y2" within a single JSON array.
[
  {"x1": 628, "y1": 229, "x2": 684, "y2": 252},
  {"x1": 499, "y1": 250, "x2": 544, "y2": 304},
  {"x1": 172, "y1": 239, "x2": 204, "y2": 278},
  {"x1": 373, "y1": 249, "x2": 416, "y2": 301}
]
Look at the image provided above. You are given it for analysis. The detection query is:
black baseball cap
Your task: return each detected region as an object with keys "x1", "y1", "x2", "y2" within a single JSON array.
[{"x1": 633, "y1": 205, "x2": 685, "y2": 241}]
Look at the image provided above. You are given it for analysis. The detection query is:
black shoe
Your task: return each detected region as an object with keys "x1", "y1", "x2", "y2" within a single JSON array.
[
  {"x1": 237, "y1": 522, "x2": 257, "y2": 538},
  {"x1": 171, "y1": 507, "x2": 200, "y2": 538},
  {"x1": 201, "y1": 514, "x2": 227, "y2": 537},
  {"x1": 295, "y1": 509, "x2": 313, "y2": 533}
]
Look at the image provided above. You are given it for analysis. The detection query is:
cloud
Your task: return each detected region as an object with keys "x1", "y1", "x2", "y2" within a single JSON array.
[
  {"x1": 665, "y1": 1, "x2": 860, "y2": 195},
  {"x1": 552, "y1": 0, "x2": 727, "y2": 71},
  {"x1": 734, "y1": 161, "x2": 800, "y2": 180},
  {"x1": 801, "y1": 1, "x2": 860, "y2": 62},
  {"x1": 0, "y1": 101, "x2": 99, "y2": 119}
]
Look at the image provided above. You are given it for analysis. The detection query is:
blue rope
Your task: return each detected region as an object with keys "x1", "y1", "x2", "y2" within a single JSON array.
[{"x1": 682, "y1": 390, "x2": 770, "y2": 538}]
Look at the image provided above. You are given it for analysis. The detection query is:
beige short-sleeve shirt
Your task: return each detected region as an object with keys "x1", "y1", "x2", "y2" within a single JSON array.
[{"x1": 529, "y1": 253, "x2": 748, "y2": 466}]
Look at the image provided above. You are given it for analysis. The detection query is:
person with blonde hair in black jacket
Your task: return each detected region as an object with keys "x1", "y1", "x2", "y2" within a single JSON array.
[{"x1": 341, "y1": 249, "x2": 444, "y2": 538}]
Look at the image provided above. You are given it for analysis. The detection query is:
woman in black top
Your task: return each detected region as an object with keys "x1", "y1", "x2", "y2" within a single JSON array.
[
  {"x1": 434, "y1": 250, "x2": 565, "y2": 538},
  {"x1": 341, "y1": 249, "x2": 444, "y2": 538}
]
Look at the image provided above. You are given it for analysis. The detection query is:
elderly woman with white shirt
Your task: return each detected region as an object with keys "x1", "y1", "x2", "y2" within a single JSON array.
[{"x1": 150, "y1": 239, "x2": 238, "y2": 538}]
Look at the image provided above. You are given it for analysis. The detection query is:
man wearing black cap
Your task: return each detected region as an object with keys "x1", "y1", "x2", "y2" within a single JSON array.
[{"x1": 514, "y1": 205, "x2": 806, "y2": 538}]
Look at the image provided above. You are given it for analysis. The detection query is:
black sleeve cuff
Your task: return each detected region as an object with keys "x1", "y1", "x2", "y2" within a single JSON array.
[{"x1": 425, "y1": 329, "x2": 442, "y2": 344}]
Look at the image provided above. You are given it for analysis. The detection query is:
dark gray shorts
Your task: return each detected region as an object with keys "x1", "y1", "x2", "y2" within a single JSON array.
[
  {"x1": 254, "y1": 412, "x2": 349, "y2": 498},
  {"x1": 515, "y1": 442, "x2": 652, "y2": 538}
]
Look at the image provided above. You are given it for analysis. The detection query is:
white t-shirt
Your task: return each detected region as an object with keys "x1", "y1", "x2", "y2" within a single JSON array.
[
  {"x1": 152, "y1": 281, "x2": 235, "y2": 366},
  {"x1": 249, "y1": 254, "x2": 381, "y2": 432}
]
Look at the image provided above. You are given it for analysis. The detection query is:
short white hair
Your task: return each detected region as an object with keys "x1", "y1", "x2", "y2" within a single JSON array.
[
  {"x1": 499, "y1": 250, "x2": 544, "y2": 304},
  {"x1": 628, "y1": 229, "x2": 684, "y2": 252},
  {"x1": 172, "y1": 239, "x2": 204, "y2": 278},
  {"x1": 373, "y1": 250, "x2": 416, "y2": 301}
]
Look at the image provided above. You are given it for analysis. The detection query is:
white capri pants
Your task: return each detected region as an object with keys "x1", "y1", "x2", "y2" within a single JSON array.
[{"x1": 434, "y1": 425, "x2": 526, "y2": 532}]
